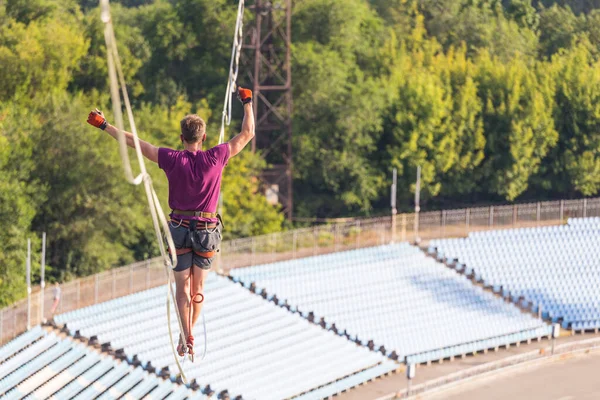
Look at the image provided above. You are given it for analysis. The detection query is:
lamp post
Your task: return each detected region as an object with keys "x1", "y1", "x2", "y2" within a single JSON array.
[
  {"x1": 391, "y1": 168, "x2": 397, "y2": 243},
  {"x1": 414, "y1": 166, "x2": 421, "y2": 244},
  {"x1": 40, "y1": 232, "x2": 46, "y2": 323}
]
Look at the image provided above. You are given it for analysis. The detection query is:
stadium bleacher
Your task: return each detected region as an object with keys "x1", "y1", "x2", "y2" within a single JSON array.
[
  {"x1": 0, "y1": 326, "x2": 201, "y2": 399},
  {"x1": 55, "y1": 273, "x2": 398, "y2": 400},
  {"x1": 10, "y1": 219, "x2": 595, "y2": 398},
  {"x1": 430, "y1": 217, "x2": 600, "y2": 331},
  {"x1": 230, "y1": 243, "x2": 552, "y2": 365}
]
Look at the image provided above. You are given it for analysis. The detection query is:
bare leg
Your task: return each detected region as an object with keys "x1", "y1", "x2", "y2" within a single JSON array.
[
  {"x1": 51, "y1": 298, "x2": 60, "y2": 314},
  {"x1": 191, "y1": 267, "x2": 209, "y2": 327},
  {"x1": 174, "y1": 269, "x2": 192, "y2": 354}
]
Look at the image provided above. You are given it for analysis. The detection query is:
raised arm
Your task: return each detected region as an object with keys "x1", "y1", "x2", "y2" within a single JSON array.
[
  {"x1": 228, "y1": 88, "x2": 255, "y2": 158},
  {"x1": 87, "y1": 109, "x2": 159, "y2": 163}
]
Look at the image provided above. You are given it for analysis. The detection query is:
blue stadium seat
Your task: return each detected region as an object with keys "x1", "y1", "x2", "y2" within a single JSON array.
[
  {"x1": 231, "y1": 242, "x2": 551, "y2": 365},
  {"x1": 0, "y1": 326, "x2": 44, "y2": 365},
  {"x1": 431, "y1": 218, "x2": 600, "y2": 331},
  {"x1": 0, "y1": 329, "x2": 202, "y2": 399},
  {"x1": 53, "y1": 273, "x2": 397, "y2": 399}
]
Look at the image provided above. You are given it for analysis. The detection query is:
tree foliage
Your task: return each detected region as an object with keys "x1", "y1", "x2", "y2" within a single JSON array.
[
  {"x1": 3, "y1": 0, "x2": 600, "y2": 305},
  {"x1": 542, "y1": 43, "x2": 600, "y2": 195},
  {"x1": 474, "y1": 51, "x2": 557, "y2": 200}
]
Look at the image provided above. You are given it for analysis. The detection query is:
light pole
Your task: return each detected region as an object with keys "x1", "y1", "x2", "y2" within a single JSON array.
[
  {"x1": 414, "y1": 166, "x2": 421, "y2": 244},
  {"x1": 40, "y1": 232, "x2": 46, "y2": 323},
  {"x1": 26, "y1": 239, "x2": 31, "y2": 330},
  {"x1": 391, "y1": 168, "x2": 397, "y2": 243}
]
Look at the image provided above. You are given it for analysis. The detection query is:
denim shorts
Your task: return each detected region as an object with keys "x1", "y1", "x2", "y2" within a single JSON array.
[{"x1": 169, "y1": 222, "x2": 222, "y2": 271}]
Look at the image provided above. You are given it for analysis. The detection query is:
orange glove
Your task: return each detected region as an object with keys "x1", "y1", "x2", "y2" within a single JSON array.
[
  {"x1": 237, "y1": 87, "x2": 252, "y2": 105},
  {"x1": 87, "y1": 109, "x2": 108, "y2": 130}
]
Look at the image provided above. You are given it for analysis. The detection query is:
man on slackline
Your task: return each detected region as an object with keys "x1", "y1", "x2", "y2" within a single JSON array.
[{"x1": 87, "y1": 87, "x2": 255, "y2": 357}]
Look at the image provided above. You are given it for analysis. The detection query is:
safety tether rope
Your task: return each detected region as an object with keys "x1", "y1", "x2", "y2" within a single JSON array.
[
  {"x1": 100, "y1": 0, "x2": 245, "y2": 382},
  {"x1": 100, "y1": 0, "x2": 189, "y2": 383},
  {"x1": 219, "y1": 0, "x2": 245, "y2": 145}
]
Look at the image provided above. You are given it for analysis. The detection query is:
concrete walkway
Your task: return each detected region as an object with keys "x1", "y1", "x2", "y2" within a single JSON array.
[
  {"x1": 426, "y1": 349, "x2": 600, "y2": 400},
  {"x1": 335, "y1": 333, "x2": 600, "y2": 400}
]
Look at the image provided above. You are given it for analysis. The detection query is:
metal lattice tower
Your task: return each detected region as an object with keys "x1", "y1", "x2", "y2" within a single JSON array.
[{"x1": 241, "y1": 0, "x2": 293, "y2": 219}]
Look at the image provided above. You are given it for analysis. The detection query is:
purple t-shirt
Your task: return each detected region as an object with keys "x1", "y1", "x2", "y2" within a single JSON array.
[{"x1": 158, "y1": 143, "x2": 230, "y2": 221}]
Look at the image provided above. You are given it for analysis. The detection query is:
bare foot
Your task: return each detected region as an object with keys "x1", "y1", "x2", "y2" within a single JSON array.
[
  {"x1": 177, "y1": 337, "x2": 185, "y2": 357},
  {"x1": 186, "y1": 336, "x2": 195, "y2": 360}
]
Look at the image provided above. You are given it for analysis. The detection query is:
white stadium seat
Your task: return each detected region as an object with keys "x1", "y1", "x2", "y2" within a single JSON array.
[
  {"x1": 431, "y1": 217, "x2": 600, "y2": 330},
  {"x1": 54, "y1": 274, "x2": 396, "y2": 399},
  {"x1": 231, "y1": 242, "x2": 551, "y2": 365}
]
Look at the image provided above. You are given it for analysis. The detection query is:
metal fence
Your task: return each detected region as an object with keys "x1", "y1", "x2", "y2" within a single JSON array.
[
  {"x1": 0, "y1": 258, "x2": 167, "y2": 345},
  {"x1": 218, "y1": 197, "x2": 600, "y2": 270},
  {"x1": 2, "y1": 197, "x2": 599, "y2": 344}
]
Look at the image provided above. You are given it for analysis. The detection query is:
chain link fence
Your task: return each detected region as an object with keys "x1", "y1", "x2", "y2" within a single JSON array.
[{"x1": 2, "y1": 197, "x2": 599, "y2": 344}]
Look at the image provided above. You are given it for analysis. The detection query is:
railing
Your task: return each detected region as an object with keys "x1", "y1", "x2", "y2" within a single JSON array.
[
  {"x1": 2, "y1": 197, "x2": 599, "y2": 344},
  {"x1": 0, "y1": 258, "x2": 166, "y2": 345}
]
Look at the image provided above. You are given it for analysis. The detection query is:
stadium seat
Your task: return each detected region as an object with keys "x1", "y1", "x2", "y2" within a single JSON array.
[
  {"x1": 431, "y1": 218, "x2": 600, "y2": 331},
  {"x1": 54, "y1": 274, "x2": 397, "y2": 399},
  {"x1": 231, "y1": 242, "x2": 551, "y2": 364},
  {"x1": 0, "y1": 330, "x2": 197, "y2": 399}
]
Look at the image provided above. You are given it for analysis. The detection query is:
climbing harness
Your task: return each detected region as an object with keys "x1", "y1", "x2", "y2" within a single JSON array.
[
  {"x1": 171, "y1": 216, "x2": 222, "y2": 363},
  {"x1": 172, "y1": 209, "x2": 218, "y2": 219}
]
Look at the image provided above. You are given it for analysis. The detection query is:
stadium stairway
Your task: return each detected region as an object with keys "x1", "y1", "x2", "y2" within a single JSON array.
[
  {"x1": 430, "y1": 217, "x2": 600, "y2": 333},
  {"x1": 52, "y1": 273, "x2": 399, "y2": 400},
  {"x1": 230, "y1": 242, "x2": 553, "y2": 366}
]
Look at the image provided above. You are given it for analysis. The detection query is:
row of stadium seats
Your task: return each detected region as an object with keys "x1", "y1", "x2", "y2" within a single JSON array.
[
  {"x1": 405, "y1": 326, "x2": 550, "y2": 365},
  {"x1": 0, "y1": 327, "x2": 204, "y2": 399},
  {"x1": 55, "y1": 274, "x2": 398, "y2": 400},
  {"x1": 294, "y1": 362, "x2": 395, "y2": 400},
  {"x1": 430, "y1": 218, "x2": 600, "y2": 330},
  {"x1": 230, "y1": 243, "x2": 552, "y2": 363},
  {"x1": 10, "y1": 218, "x2": 591, "y2": 398}
]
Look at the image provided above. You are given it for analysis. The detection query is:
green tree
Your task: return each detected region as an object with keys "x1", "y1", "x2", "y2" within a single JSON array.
[
  {"x1": 292, "y1": 0, "x2": 388, "y2": 216},
  {"x1": 380, "y1": 42, "x2": 485, "y2": 203},
  {"x1": 0, "y1": 9, "x2": 88, "y2": 102},
  {"x1": 6, "y1": 0, "x2": 81, "y2": 24},
  {"x1": 368, "y1": 0, "x2": 415, "y2": 39},
  {"x1": 0, "y1": 105, "x2": 38, "y2": 306},
  {"x1": 418, "y1": 0, "x2": 538, "y2": 61},
  {"x1": 71, "y1": 4, "x2": 150, "y2": 98},
  {"x1": 133, "y1": 0, "x2": 235, "y2": 106},
  {"x1": 537, "y1": 4, "x2": 584, "y2": 59},
  {"x1": 539, "y1": 43, "x2": 600, "y2": 195},
  {"x1": 583, "y1": 9, "x2": 600, "y2": 57},
  {"x1": 504, "y1": 0, "x2": 539, "y2": 30},
  {"x1": 534, "y1": 0, "x2": 600, "y2": 15},
  {"x1": 474, "y1": 50, "x2": 557, "y2": 200}
]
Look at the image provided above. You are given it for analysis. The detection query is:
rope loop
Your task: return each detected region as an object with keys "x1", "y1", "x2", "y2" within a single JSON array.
[{"x1": 191, "y1": 293, "x2": 205, "y2": 304}]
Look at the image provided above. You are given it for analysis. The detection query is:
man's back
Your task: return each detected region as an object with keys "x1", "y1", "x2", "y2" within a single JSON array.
[{"x1": 158, "y1": 143, "x2": 230, "y2": 221}]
